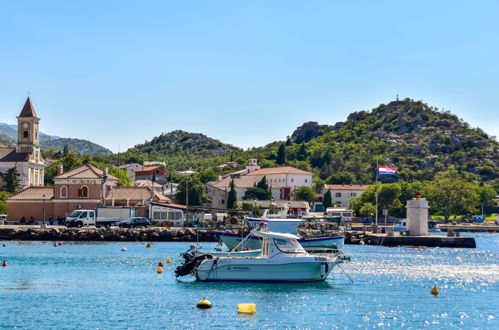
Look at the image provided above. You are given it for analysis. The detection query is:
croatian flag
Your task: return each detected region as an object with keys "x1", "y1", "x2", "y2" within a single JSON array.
[{"x1": 378, "y1": 165, "x2": 397, "y2": 175}]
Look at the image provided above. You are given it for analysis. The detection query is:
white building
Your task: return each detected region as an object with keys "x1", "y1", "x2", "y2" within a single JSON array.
[
  {"x1": 323, "y1": 184, "x2": 370, "y2": 207},
  {"x1": 149, "y1": 202, "x2": 186, "y2": 227},
  {"x1": 206, "y1": 161, "x2": 313, "y2": 209},
  {"x1": 0, "y1": 97, "x2": 46, "y2": 190}
]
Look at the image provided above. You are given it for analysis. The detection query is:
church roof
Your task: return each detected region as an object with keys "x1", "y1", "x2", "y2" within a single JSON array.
[
  {"x1": 0, "y1": 147, "x2": 30, "y2": 162},
  {"x1": 55, "y1": 163, "x2": 119, "y2": 181},
  {"x1": 18, "y1": 97, "x2": 38, "y2": 118}
]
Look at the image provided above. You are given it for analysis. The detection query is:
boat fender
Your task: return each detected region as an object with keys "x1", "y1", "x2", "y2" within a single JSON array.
[{"x1": 237, "y1": 303, "x2": 256, "y2": 314}]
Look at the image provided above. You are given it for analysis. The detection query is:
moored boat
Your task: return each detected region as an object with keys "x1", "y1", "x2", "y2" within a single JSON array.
[{"x1": 175, "y1": 231, "x2": 338, "y2": 282}]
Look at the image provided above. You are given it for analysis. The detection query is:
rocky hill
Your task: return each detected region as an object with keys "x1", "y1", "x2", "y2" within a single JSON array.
[{"x1": 42, "y1": 138, "x2": 112, "y2": 156}]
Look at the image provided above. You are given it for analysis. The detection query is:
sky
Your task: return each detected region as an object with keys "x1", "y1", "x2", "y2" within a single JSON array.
[{"x1": 0, "y1": 0, "x2": 498, "y2": 152}]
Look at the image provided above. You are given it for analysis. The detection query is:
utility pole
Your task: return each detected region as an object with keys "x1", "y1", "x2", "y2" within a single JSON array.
[
  {"x1": 185, "y1": 180, "x2": 189, "y2": 224},
  {"x1": 42, "y1": 194, "x2": 46, "y2": 225}
]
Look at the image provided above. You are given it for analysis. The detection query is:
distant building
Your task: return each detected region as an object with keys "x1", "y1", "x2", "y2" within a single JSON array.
[
  {"x1": 133, "y1": 179, "x2": 164, "y2": 193},
  {"x1": 134, "y1": 166, "x2": 167, "y2": 184},
  {"x1": 322, "y1": 184, "x2": 370, "y2": 207},
  {"x1": 119, "y1": 163, "x2": 142, "y2": 180},
  {"x1": 206, "y1": 160, "x2": 313, "y2": 209},
  {"x1": 177, "y1": 169, "x2": 197, "y2": 176},
  {"x1": 7, "y1": 163, "x2": 168, "y2": 222},
  {"x1": 0, "y1": 97, "x2": 46, "y2": 190},
  {"x1": 149, "y1": 202, "x2": 186, "y2": 227}
]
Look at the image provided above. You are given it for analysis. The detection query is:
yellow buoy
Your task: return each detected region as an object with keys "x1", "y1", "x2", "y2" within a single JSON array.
[
  {"x1": 166, "y1": 258, "x2": 171, "y2": 264},
  {"x1": 237, "y1": 303, "x2": 256, "y2": 314},
  {"x1": 146, "y1": 243, "x2": 152, "y2": 248},
  {"x1": 431, "y1": 284, "x2": 439, "y2": 296},
  {"x1": 157, "y1": 266, "x2": 163, "y2": 274},
  {"x1": 196, "y1": 298, "x2": 213, "y2": 309}
]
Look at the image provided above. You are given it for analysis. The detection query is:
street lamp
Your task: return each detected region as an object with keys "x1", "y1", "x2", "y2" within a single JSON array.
[{"x1": 42, "y1": 194, "x2": 46, "y2": 225}]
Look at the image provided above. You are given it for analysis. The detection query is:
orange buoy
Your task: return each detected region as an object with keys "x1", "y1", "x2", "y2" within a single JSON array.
[
  {"x1": 1, "y1": 260, "x2": 7, "y2": 267},
  {"x1": 158, "y1": 261, "x2": 164, "y2": 267}
]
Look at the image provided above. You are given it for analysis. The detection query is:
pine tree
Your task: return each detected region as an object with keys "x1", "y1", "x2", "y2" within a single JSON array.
[
  {"x1": 323, "y1": 190, "x2": 333, "y2": 209},
  {"x1": 297, "y1": 143, "x2": 307, "y2": 161},
  {"x1": 1, "y1": 167, "x2": 20, "y2": 193},
  {"x1": 276, "y1": 143, "x2": 286, "y2": 165},
  {"x1": 227, "y1": 180, "x2": 237, "y2": 209}
]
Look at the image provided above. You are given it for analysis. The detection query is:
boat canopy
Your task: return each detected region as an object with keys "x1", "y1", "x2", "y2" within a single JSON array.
[{"x1": 255, "y1": 231, "x2": 299, "y2": 240}]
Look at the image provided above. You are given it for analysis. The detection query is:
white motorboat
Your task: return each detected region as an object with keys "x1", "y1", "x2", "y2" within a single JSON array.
[
  {"x1": 218, "y1": 213, "x2": 345, "y2": 252},
  {"x1": 175, "y1": 231, "x2": 338, "y2": 282}
]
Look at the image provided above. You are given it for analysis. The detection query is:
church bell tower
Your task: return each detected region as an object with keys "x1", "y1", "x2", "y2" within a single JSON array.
[{"x1": 16, "y1": 97, "x2": 41, "y2": 156}]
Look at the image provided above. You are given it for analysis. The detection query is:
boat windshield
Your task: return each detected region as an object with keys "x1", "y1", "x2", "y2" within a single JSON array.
[
  {"x1": 273, "y1": 238, "x2": 306, "y2": 254},
  {"x1": 68, "y1": 211, "x2": 83, "y2": 218}
]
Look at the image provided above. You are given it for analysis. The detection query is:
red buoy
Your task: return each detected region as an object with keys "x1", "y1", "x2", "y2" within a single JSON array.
[
  {"x1": 1, "y1": 260, "x2": 7, "y2": 267},
  {"x1": 158, "y1": 261, "x2": 164, "y2": 267}
]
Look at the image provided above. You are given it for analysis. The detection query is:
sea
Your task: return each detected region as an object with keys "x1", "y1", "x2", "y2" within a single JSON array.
[{"x1": 1, "y1": 233, "x2": 497, "y2": 329}]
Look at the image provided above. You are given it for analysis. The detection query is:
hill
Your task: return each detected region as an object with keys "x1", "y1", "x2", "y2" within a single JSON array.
[
  {"x1": 41, "y1": 138, "x2": 112, "y2": 156},
  {"x1": 106, "y1": 98, "x2": 498, "y2": 185},
  {"x1": 0, "y1": 122, "x2": 111, "y2": 155}
]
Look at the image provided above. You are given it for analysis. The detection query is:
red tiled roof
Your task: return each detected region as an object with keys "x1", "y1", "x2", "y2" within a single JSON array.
[
  {"x1": 55, "y1": 164, "x2": 119, "y2": 181},
  {"x1": 19, "y1": 97, "x2": 38, "y2": 117},
  {"x1": 246, "y1": 166, "x2": 312, "y2": 176},
  {"x1": 8, "y1": 187, "x2": 54, "y2": 200},
  {"x1": 324, "y1": 184, "x2": 371, "y2": 190},
  {"x1": 151, "y1": 202, "x2": 187, "y2": 210},
  {"x1": 142, "y1": 166, "x2": 161, "y2": 171}
]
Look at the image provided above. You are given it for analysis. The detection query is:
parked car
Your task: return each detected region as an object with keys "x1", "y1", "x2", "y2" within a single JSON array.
[{"x1": 118, "y1": 217, "x2": 151, "y2": 228}]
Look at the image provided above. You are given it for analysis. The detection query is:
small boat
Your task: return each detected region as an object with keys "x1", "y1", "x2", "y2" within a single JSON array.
[
  {"x1": 218, "y1": 214, "x2": 344, "y2": 252},
  {"x1": 175, "y1": 231, "x2": 338, "y2": 282}
]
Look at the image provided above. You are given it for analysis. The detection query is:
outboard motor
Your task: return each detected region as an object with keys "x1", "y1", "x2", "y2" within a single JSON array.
[{"x1": 175, "y1": 253, "x2": 213, "y2": 277}]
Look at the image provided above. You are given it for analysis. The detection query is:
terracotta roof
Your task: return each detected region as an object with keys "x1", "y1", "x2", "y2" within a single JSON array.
[
  {"x1": 106, "y1": 187, "x2": 154, "y2": 201},
  {"x1": 236, "y1": 200, "x2": 310, "y2": 209},
  {"x1": 8, "y1": 187, "x2": 54, "y2": 200},
  {"x1": 151, "y1": 202, "x2": 187, "y2": 210},
  {"x1": 324, "y1": 184, "x2": 371, "y2": 190},
  {"x1": 208, "y1": 176, "x2": 260, "y2": 189},
  {"x1": 133, "y1": 179, "x2": 163, "y2": 188},
  {"x1": 55, "y1": 164, "x2": 118, "y2": 181},
  {"x1": 142, "y1": 166, "x2": 161, "y2": 171},
  {"x1": 246, "y1": 166, "x2": 312, "y2": 176},
  {"x1": 18, "y1": 97, "x2": 38, "y2": 117},
  {"x1": 0, "y1": 148, "x2": 30, "y2": 162}
]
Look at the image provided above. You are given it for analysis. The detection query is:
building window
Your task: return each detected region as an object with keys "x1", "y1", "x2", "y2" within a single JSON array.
[
  {"x1": 305, "y1": 179, "x2": 308, "y2": 183},
  {"x1": 60, "y1": 186, "x2": 68, "y2": 198},
  {"x1": 350, "y1": 192, "x2": 357, "y2": 197},
  {"x1": 23, "y1": 130, "x2": 29, "y2": 138},
  {"x1": 291, "y1": 178, "x2": 294, "y2": 183},
  {"x1": 220, "y1": 199, "x2": 225, "y2": 205},
  {"x1": 80, "y1": 186, "x2": 89, "y2": 198},
  {"x1": 335, "y1": 192, "x2": 342, "y2": 198}
]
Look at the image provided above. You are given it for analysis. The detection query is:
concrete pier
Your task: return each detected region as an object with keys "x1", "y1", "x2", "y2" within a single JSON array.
[{"x1": 365, "y1": 233, "x2": 476, "y2": 248}]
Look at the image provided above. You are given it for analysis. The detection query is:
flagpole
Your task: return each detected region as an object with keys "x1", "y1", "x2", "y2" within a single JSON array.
[{"x1": 375, "y1": 157, "x2": 378, "y2": 226}]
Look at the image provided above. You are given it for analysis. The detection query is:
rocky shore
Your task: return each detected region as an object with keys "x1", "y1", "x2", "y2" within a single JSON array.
[{"x1": 0, "y1": 226, "x2": 220, "y2": 242}]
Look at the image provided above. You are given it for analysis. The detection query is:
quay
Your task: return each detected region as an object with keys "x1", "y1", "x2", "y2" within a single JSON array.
[
  {"x1": 364, "y1": 233, "x2": 476, "y2": 248},
  {"x1": 437, "y1": 224, "x2": 499, "y2": 233}
]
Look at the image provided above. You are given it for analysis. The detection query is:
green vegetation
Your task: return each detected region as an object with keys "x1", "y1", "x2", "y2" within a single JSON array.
[
  {"x1": 175, "y1": 175, "x2": 208, "y2": 206},
  {"x1": 0, "y1": 168, "x2": 20, "y2": 193},
  {"x1": 227, "y1": 180, "x2": 237, "y2": 209},
  {"x1": 0, "y1": 191, "x2": 10, "y2": 214},
  {"x1": 243, "y1": 176, "x2": 272, "y2": 200},
  {"x1": 292, "y1": 186, "x2": 316, "y2": 203}
]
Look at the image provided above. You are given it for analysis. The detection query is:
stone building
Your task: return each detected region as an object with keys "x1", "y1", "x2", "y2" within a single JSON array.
[{"x1": 0, "y1": 97, "x2": 46, "y2": 190}]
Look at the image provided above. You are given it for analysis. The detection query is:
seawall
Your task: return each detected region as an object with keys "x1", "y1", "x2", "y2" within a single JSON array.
[{"x1": 0, "y1": 226, "x2": 220, "y2": 242}]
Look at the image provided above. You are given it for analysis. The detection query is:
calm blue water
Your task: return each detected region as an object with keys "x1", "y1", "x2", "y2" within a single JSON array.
[{"x1": 1, "y1": 234, "x2": 498, "y2": 329}]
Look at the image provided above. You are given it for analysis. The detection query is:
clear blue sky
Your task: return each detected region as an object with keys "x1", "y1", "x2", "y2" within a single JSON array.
[{"x1": 0, "y1": 0, "x2": 498, "y2": 152}]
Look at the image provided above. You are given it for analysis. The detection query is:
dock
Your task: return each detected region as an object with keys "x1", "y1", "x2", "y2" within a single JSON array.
[
  {"x1": 365, "y1": 233, "x2": 476, "y2": 248},
  {"x1": 437, "y1": 224, "x2": 499, "y2": 233}
]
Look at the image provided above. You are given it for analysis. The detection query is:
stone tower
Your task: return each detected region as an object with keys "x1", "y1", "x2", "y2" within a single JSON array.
[
  {"x1": 16, "y1": 97, "x2": 41, "y2": 157},
  {"x1": 406, "y1": 195, "x2": 429, "y2": 236}
]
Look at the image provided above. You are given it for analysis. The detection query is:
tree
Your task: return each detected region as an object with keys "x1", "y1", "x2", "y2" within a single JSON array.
[
  {"x1": 326, "y1": 171, "x2": 356, "y2": 184},
  {"x1": 1, "y1": 167, "x2": 20, "y2": 193},
  {"x1": 292, "y1": 186, "x2": 316, "y2": 203},
  {"x1": 424, "y1": 170, "x2": 480, "y2": 222},
  {"x1": 227, "y1": 180, "x2": 237, "y2": 209},
  {"x1": 276, "y1": 143, "x2": 286, "y2": 165},
  {"x1": 477, "y1": 184, "x2": 497, "y2": 216},
  {"x1": 176, "y1": 175, "x2": 208, "y2": 206},
  {"x1": 199, "y1": 168, "x2": 218, "y2": 184},
  {"x1": 244, "y1": 176, "x2": 272, "y2": 200},
  {"x1": 323, "y1": 190, "x2": 333, "y2": 209},
  {"x1": 297, "y1": 144, "x2": 308, "y2": 161},
  {"x1": 359, "y1": 202, "x2": 376, "y2": 217},
  {"x1": 0, "y1": 191, "x2": 10, "y2": 214}
]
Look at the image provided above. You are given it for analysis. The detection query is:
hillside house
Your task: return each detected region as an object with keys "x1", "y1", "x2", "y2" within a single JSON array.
[{"x1": 322, "y1": 184, "x2": 370, "y2": 207}]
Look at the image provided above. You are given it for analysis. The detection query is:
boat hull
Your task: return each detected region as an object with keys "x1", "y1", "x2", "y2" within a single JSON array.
[
  {"x1": 218, "y1": 232, "x2": 345, "y2": 251},
  {"x1": 196, "y1": 257, "x2": 336, "y2": 282}
]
